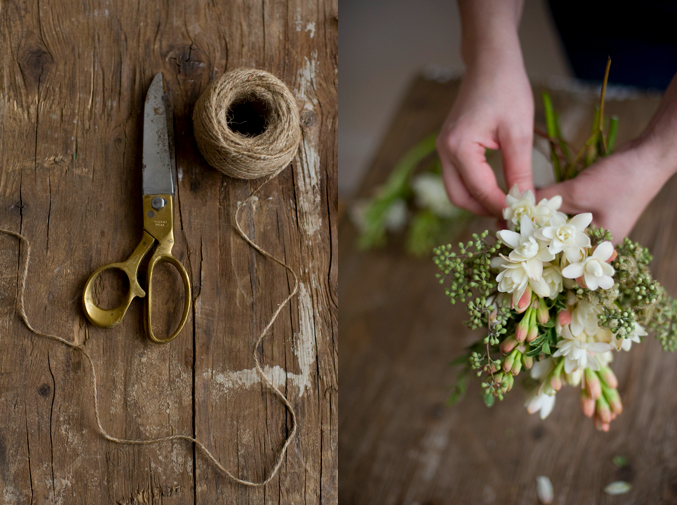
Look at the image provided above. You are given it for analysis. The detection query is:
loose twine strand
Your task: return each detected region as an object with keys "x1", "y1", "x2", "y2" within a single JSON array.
[
  {"x1": 3, "y1": 67, "x2": 304, "y2": 487},
  {"x1": 0, "y1": 182, "x2": 298, "y2": 486}
]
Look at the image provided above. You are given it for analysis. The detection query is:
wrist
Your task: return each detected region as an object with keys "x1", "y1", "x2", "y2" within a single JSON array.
[{"x1": 632, "y1": 130, "x2": 677, "y2": 182}]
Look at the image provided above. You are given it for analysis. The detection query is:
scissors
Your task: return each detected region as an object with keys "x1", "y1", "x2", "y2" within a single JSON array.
[{"x1": 82, "y1": 72, "x2": 191, "y2": 344}]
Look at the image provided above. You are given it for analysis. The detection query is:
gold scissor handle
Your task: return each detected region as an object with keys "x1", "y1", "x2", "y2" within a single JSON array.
[
  {"x1": 82, "y1": 232, "x2": 155, "y2": 328},
  {"x1": 145, "y1": 248, "x2": 191, "y2": 344}
]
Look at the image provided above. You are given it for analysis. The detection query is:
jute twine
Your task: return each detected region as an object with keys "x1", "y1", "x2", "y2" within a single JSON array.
[
  {"x1": 192, "y1": 67, "x2": 302, "y2": 179},
  {"x1": 1, "y1": 186, "x2": 298, "y2": 486},
  {"x1": 3, "y1": 69, "x2": 305, "y2": 487}
]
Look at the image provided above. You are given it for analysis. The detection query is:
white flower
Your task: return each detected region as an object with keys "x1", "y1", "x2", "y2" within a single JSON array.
[
  {"x1": 497, "y1": 215, "x2": 555, "y2": 275},
  {"x1": 570, "y1": 301, "x2": 602, "y2": 337},
  {"x1": 553, "y1": 325, "x2": 613, "y2": 373},
  {"x1": 534, "y1": 213, "x2": 592, "y2": 263},
  {"x1": 411, "y1": 173, "x2": 460, "y2": 218},
  {"x1": 530, "y1": 357, "x2": 555, "y2": 381},
  {"x1": 384, "y1": 198, "x2": 408, "y2": 231},
  {"x1": 525, "y1": 387, "x2": 556, "y2": 419},
  {"x1": 503, "y1": 185, "x2": 537, "y2": 229},
  {"x1": 542, "y1": 263, "x2": 563, "y2": 298},
  {"x1": 492, "y1": 256, "x2": 551, "y2": 305},
  {"x1": 562, "y1": 241, "x2": 616, "y2": 290},
  {"x1": 612, "y1": 322, "x2": 647, "y2": 351},
  {"x1": 534, "y1": 196, "x2": 567, "y2": 227}
]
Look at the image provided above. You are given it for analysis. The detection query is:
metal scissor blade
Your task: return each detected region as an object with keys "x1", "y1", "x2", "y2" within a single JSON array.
[{"x1": 142, "y1": 73, "x2": 175, "y2": 195}]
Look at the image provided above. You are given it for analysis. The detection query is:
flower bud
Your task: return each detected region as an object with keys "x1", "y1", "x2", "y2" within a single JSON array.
[
  {"x1": 526, "y1": 315, "x2": 539, "y2": 343},
  {"x1": 594, "y1": 417, "x2": 610, "y2": 432},
  {"x1": 502, "y1": 352, "x2": 515, "y2": 373},
  {"x1": 585, "y1": 369, "x2": 602, "y2": 400},
  {"x1": 511, "y1": 357, "x2": 522, "y2": 376},
  {"x1": 537, "y1": 298, "x2": 550, "y2": 325},
  {"x1": 599, "y1": 366, "x2": 618, "y2": 389},
  {"x1": 515, "y1": 287, "x2": 532, "y2": 314},
  {"x1": 604, "y1": 387, "x2": 623, "y2": 414},
  {"x1": 596, "y1": 396, "x2": 611, "y2": 424},
  {"x1": 580, "y1": 390, "x2": 595, "y2": 417},
  {"x1": 558, "y1": 309, "x2": 572, "y2": 326},
  {"x1": 500, "y1": 336, "x2": 518, "y2": 355},
  {"x1": 503, "y1": 372, "x2": 514, "y2": 392},
  {"x1": 516, "y1": 308, "x2": 531, "y2": 342},
  {"x1": 549, "y1": 362, "x2": 563, "y2": 391},
  {"x1": 521, "y1": 354, "x2": 534, "y2": 370}
]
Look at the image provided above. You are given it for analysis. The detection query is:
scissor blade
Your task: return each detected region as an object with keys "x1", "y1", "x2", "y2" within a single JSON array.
[{"x1": 142, "y1": 73, "x2": 175, "y2": 196}]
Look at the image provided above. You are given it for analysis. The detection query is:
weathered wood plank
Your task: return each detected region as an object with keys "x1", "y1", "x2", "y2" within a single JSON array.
[
  {"x1": 0, "y1": 1, "x2": 337, "y2": 503},
  {"x1": 340, "y1": 75, "x2": 677, "y2": 504}
]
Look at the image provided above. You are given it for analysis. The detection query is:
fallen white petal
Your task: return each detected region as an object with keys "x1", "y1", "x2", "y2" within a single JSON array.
[
  {"x1": 537, "y1": 476, "x2": 554, "y2": 504},
  {"x1": 604, "y1": 481, "x2": 632, "y2": 495}
]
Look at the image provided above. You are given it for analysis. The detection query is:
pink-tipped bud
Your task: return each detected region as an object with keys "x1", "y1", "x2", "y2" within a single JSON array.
[
  {"x1": 580, "y1": 390, "x2": 595, "y2": 417},
  {"x1": 502, "y1": 353, "x2": 515, "y2": 373},
  {"x1": 515, "y1": 310, "x2": 530, "y2": 342},
  {"x1": 594, "y1": 417, "x2": 610, "y2": 432},
  {"x1": 606, "y1": 249, "x2": 617, "y2": 263},
  {"x1": 550, "y1": 375, "x2": 562, "y2": 391},
  {"x1": 599, "y1": 367, "x2": 618, "y2": 389},
  {"x1": 596, "y1": 397, "x2": 611, "y2": 424},
  {"x1": 558, "y1": 309, "x2": 572, "y2": 326},
  {"x1": 585, "y1": 369, "x2": 602, "y2": 400},
  {"x1": 515, "y1": 288, "x2": 532, "y2": 313},
  {"x1": 537, "y1": 298, "x2": 550, "y2": 325},
  {"x1": 527, "y1": 324, "x2": 539, "y2": 343},
  {"x1": 522, "y1": 354, "x2": 534, "y2": 370},
  {"x1": 576, "y1": 276, "x2": 587, "y2": 289},
  {"x1": 500, "y1": 336, "x2": 518, "y2": 355},
  {"x1": 604, "y1": 388, "x2": 623, "y2": 415},
  {"x1": 511, "y1": 358, "x2": 522, "y2": 376}
]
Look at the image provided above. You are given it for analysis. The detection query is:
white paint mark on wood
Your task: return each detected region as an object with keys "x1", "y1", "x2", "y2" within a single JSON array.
[
  {"x1": 294, "y1": 55, "x2": 322, "y2": 237},
  {"x1": 206, "y1": 283, "x2": 317, "y2": 397},
  {"x1": 305, "y1": 22, "x2": 316, "y2": 38},
  {"x1": 296, "y1": 54, "x2": 318, "y2": 111}
]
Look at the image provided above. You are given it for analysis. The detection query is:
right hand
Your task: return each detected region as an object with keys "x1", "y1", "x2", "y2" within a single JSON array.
[{"x1": 437, "y1": 57, "x2": 535, "y2": 217}]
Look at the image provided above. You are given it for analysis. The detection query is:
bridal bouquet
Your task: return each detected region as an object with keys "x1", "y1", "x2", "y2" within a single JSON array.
[
  {"x1": 434, "y1": 60, "x2": 677, "y2": 430},
  {"x1": 435, "y1": 187, "x2": 677, "y2": 430}
]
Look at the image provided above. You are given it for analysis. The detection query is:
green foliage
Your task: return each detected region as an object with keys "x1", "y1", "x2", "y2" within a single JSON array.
[{"x1": 356, "y1": 133, "x2": 437, "y2": 250}]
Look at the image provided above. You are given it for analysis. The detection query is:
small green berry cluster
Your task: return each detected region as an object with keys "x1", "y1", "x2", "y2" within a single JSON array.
[
  {"x1": 647, "y1": 286, "x2": 677, "y2": 352},
  {"x1": 588, "y1": 227, "x2": 613, "y2": 246},
  {"x1": 599, "y1": 307, "x2": 637, "y2": 338}
]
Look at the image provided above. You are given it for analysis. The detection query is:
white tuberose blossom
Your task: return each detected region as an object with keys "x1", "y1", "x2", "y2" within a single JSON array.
[
  {"x1": 535, "y1": 213, "x2": 592, "y2": 263},
  {"x1": 570, "y1": 301, "x2": 602, "y2": 337},
  {"x1": 525, "y1": 388, "x2": 556, "y2": 419},
  {"x1": 553, "y1": 325, "x2": 613, "y2": 373},
  {"x1": 503, "y1": 185, "x2": 537, "y2": 229},
  {"x1": 562, "y1": 241, "x2": 616, "y2": 290},
  {"x1": 497, "y1": 215, "x2": 555, "y2": 277},
  {"x1": 411, "y1": 173, "x2": 460, "y2": 218}
]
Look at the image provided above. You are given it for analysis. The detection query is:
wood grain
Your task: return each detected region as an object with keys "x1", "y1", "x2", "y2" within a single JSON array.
[
  {"x1": 340, "y1": 75, "x2": 677, "y2": 504},
  {"x1": 0, "y1": 1, "x2": 337, "y2": 503}
]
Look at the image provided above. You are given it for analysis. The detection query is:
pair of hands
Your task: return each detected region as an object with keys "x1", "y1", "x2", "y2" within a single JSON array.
[{"x1": 437, "y1": 58, "x2": 676, "y2": 242}]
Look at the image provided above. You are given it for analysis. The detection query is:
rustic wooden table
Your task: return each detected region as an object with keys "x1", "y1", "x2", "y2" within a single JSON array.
[
  {"x1": 340, "y1": 75, "x2": 677, "y2": 504},
  {"x1": 0, "y1": 1, "x2": 337, "y2": 503}
]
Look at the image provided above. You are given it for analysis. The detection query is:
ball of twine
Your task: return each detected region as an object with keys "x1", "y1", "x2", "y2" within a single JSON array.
[{"x1": 193, "y1": 68, "x2": 302, "y2": 180}]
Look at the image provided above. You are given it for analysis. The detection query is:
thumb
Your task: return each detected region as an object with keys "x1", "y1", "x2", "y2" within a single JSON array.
[{"x1": 499, "y1": 126, "x2": 534, "y2": 195}]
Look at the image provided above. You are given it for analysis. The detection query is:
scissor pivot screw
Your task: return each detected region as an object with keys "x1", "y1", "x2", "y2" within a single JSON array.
[{"x1": 152, "y1": 197, "x2": 166, "y2": 210}]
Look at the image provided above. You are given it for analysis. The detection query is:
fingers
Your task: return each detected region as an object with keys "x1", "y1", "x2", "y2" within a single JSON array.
[
  {"x1": 440, "y1": 159, "x2": 492, "y2": 216},
  {"x1": 536, "y1": 181, "x2": 578, "y2": 215},
  {"x1": 438, "y1": 134, "x2": 507, "y2": 216},
  {"x1": 499, "y1": 125, "x2": 534, "y2": 194}
]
